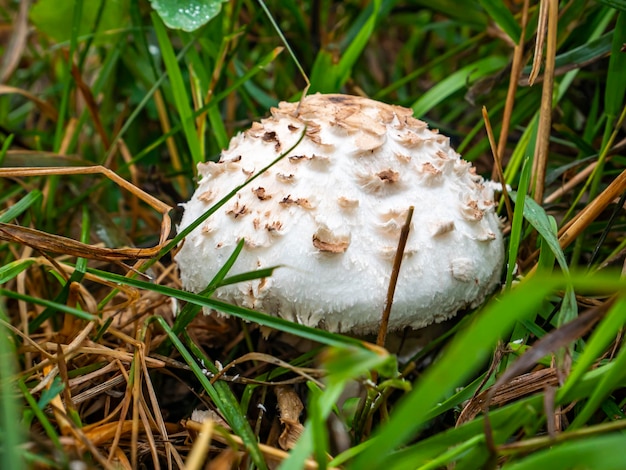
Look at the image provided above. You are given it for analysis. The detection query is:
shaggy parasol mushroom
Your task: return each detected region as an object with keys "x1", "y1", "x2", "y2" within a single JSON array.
[{"x1": 175, "y1": 93, "x2": 504, "y2": 335}]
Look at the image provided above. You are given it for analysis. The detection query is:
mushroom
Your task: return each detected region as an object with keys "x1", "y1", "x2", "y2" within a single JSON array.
[{"x1": 175, "y1": 93, "x2": 504, "y2": 335}]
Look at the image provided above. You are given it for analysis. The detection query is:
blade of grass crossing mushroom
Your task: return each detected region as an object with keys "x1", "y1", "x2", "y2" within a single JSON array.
[
  {"x1": 100, "y1": 127, "x2": 306, "y2": 305},
  {"x1": 97, "y1": 129, "x2": 306, "y2": 309},
  {"x1": 156, "y1": 128, "x2": 306, "y2": 262},
  {"x1": 89, "y1": 267, "x2": 366, "y2": 349},
  {"x1": 170, "y1": 240, "x2": 281, "y2": 337},
  {"x1": 145, "y1": 316, "x2": 268, "y2": 470},
  {"x1": 218, "y1": 267, "x2": 280, "y2": 288},
  {"x1": 170, "y1": 239, "x2": 246, "y2": 336}
]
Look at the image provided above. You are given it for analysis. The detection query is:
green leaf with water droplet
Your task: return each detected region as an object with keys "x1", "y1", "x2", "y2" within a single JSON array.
[{"x1": 149, "y1": 0, "x2": 226, "y2": 32}]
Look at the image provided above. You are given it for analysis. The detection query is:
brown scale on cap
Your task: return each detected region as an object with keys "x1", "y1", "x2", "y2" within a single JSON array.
[
  {"x1": 312, "y1": 227, "x2": 350, "y2": 253},
  {"x1": 253, "y1": 187, "x2": 271, "y2": 200},
  {"x1": 376, "y1": 169, "x2": 399, "y2": 183}
]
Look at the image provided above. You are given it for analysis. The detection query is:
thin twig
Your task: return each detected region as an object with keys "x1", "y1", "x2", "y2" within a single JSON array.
[
  {"x1": 531, "y1": 0, "x2": 558, "y2": 203},
  {"x1": 482, "y1": 106, "x2": 514, "y2": 222},
  {"x1": 377, "y1": 206, "x2": 414, "y2": 349},
  {"x1": 494, "y1": 0, "x2": 530, "y2": 176}
]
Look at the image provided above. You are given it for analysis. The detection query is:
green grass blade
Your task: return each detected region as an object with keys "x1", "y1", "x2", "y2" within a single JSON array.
[
  {"x1": 350, "y1": 274, "x2": 562, "y2": 469},
  {"x1": 52, "y1": 0, "x2": 82, "y2": 152},
  {"x1": 510, "y1": 193, "x2": 568, "y2": 272},
  {"x1": 334, "y1": 0, "x2": 381, "y2": 87},
  {"x1": 88, "y1": 267, "x2": 365, "y2": 349},
  {"x1": 568, "y1": 298, "x2": 626, "y2": 427},
  {"x1": 414, "y1": 0, "x2": 486, "y2": 26},
  {"x1": 257, "y1": 0, "x2": 309, "y2": 93},
  {"x1": 508, "y1": 191, "x2": 578, "y2": 324},
  {"x1": 605, "y1": 11, "x2": 626, "y2": 120},
  {"x1": 502, "y1": 433, "x2": 626, "y2": 470},
  {"x1": 417, "y1": 434, "x2": 485, "y2": 470},
  {"x1": 156, "y1": 128, "x2": 306, "y2": 263},
  {"x1": 218, "y1": 267, "x2": 280, "y2": 287},
  {"x1": 145, "y1": 317, "x2": 268, "y2": 470},
  {"x1": 596, "y1": 0, "x2": 626, "y2": 12},
  {"x1": 152, "y1": 13, "x2": 203, "y2": 167},
  {"x1": 522, "y1": 32, "x2": 613, "y2": 76},
  {"x1": 171, "y1": 239, "x2": 246, "y2": 335},
  {"x1": 411, "y1": 56, "x2": 507, "y2": 117},
  {"x1": 0, "y1": 289, "x2": 97, "y2": 323},
  {"x1": 0, "y1": 190, "x2": 42, "y2": 223},
  {"x1": 506, "y1": 157, "x2": 531, "y2": 289},
  {"x1": 0, "y1": 134, "x2": 13, "y2": 163},
  {"x1": 309, "y1": 384, "x2": 330, "y2": 470},
  {"x1": 379, "y1": 395, "x2": 543, "y2": 469},
  {"x1": 18, "y1": 379, "x2": 63, "y2": 452},
  {"x1": 103, "y1": 38, "x2": 196, "y2": 165},
  {"x1": 0, "y1": 259, "x2": 37, "y2": 284},
  {"x1": 558, "y1": 296, "x2": 626, "y2": 407},
  {"x1": 478, "y1": 0, "x2": 520, "y2": 43},
  {"x1": 0, "y1": 322, "x2": 24, "y2": 469},
  {"x1": 309, "y1": 0, "x2": 381, "y2": 92},
  {"x1": 281, "y1": 346, "x2": 394, "y2": 469}
]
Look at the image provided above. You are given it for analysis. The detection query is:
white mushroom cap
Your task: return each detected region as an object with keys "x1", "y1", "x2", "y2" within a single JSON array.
[{"x1": 175, "y1": 94, "x2": 504, "y2": 334}]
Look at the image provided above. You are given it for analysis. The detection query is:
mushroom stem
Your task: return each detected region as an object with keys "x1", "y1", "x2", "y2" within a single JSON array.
[{"x1": 376, "y1": 206, "x2": 415, "y2": 349}]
